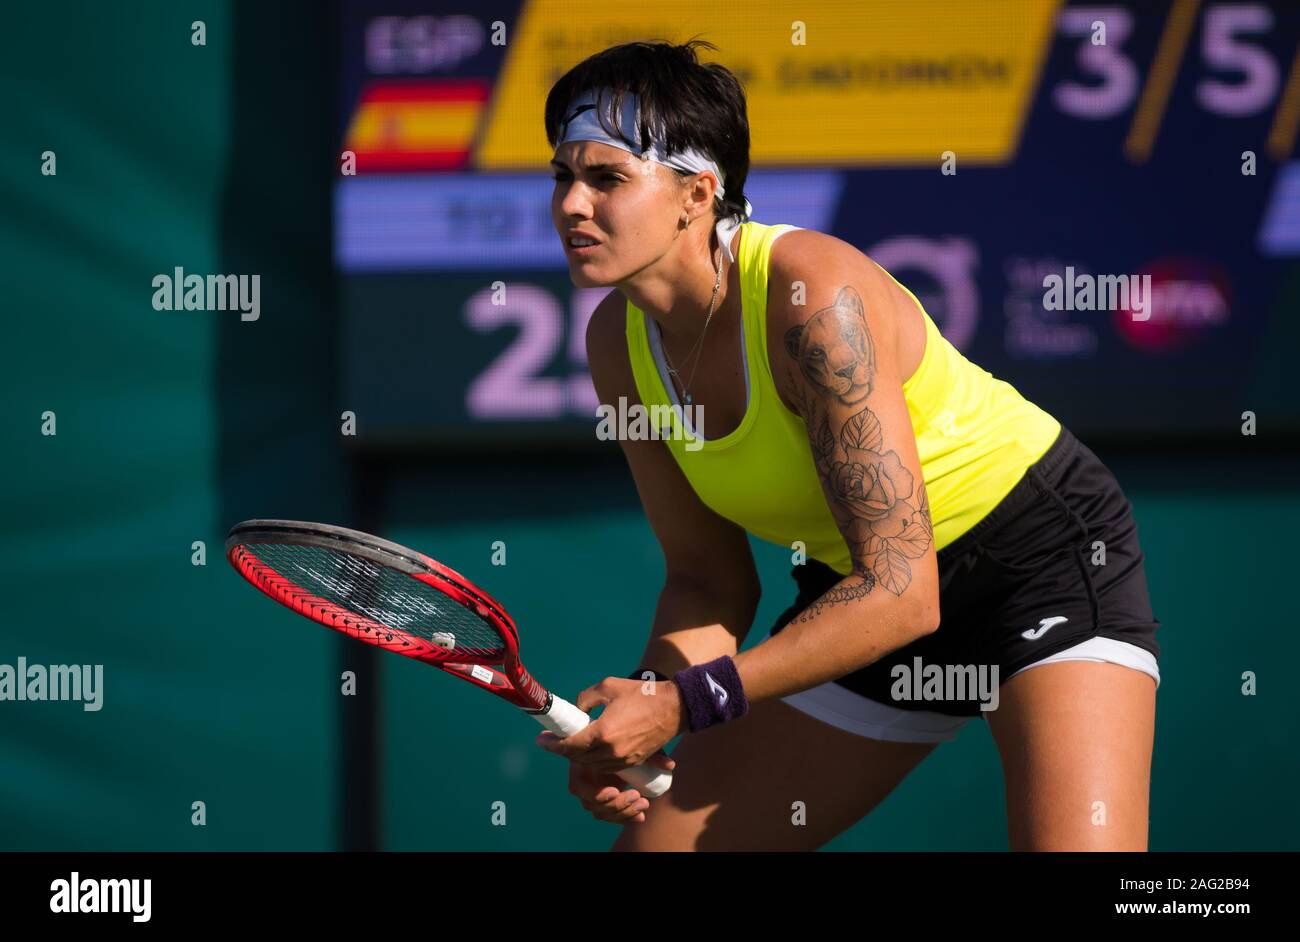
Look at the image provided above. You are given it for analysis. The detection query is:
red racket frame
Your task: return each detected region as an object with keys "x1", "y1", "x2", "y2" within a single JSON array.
[{"x1": 225, "y1": 520, "x2": 550, "y2": 711}]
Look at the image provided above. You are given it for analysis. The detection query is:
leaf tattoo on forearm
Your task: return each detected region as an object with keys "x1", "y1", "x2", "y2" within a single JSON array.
[
  {"x1": 791, "y1": 568, "x2": 875, "y2": 624},
  {"x1": 784, "y1": 285, "x2": 934, "y2": 598}
]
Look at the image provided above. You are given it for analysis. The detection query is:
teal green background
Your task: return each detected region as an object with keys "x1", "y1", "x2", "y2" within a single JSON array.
[{"x1": 1, "y1": 3, "x2": 1296, "y2": 851}]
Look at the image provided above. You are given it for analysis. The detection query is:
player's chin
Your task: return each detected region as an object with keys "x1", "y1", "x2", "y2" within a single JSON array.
[{"x1": 566, "y1": 259, "x2": 617, "y2": 288}]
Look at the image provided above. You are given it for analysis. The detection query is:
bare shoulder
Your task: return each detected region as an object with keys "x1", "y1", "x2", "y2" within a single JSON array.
[
  {"x1": 767, "y1": 229, "x2": 897, "y2": 334},
  {"x1": 770, "y1": 228, "x2": 871, "y2": 273},
  {"x1": 585, "y1": 288, "x2": 627, "y2": 354},
  {"x1": 585, "y1": 288, "x2": 636, "y2": 403},
  {"x1": 769, "y1": 227, "x2": 862, "y2": 273},
  {"x1": 765, "y1": 230, "x2": 908, "y2": 415}
]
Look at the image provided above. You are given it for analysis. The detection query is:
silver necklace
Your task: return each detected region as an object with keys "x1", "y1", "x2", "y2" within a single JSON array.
[{"x1": 663, "y1": 241, "x2": 726, "y2": 407}]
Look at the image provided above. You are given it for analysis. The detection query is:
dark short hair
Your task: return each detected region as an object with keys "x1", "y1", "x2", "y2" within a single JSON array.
[{"x1": 544, "y1": 39, "x2": 751, "y2": 224}]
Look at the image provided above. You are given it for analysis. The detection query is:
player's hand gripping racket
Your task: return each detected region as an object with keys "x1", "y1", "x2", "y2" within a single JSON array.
[{"x1": 225, "y1": 519, "x2": 672, "y2": 797}]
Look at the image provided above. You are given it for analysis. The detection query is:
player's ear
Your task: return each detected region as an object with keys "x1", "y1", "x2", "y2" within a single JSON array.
[{"x1": 783, "y1": 325, "x2": 804, "y2": 359}]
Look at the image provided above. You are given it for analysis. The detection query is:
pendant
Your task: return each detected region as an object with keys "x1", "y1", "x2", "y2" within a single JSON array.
[{"x1": 685, "y1": 393, "x2": 693, "y2": 405}]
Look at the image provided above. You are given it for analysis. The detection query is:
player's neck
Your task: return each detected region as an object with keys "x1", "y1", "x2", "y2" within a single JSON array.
[{"x1": 622, "y1": 226, "x2": 739, "y2": 350}]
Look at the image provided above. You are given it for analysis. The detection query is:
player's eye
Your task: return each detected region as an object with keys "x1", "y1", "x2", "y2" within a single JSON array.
[{"x1": 550, "y1": 172, "x2": 620, "y2": 184}]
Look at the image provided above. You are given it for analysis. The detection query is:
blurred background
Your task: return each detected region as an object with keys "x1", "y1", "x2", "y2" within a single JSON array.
[{"x1": 2, "y1": 0, "x2": 1298, "y2": 851}]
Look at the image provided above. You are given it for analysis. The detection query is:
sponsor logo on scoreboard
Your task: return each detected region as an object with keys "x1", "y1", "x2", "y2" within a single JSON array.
[
  {"x1": 1004, "y1": 257, "x2": 1098, "y2": 359},
  {"x1": 476, "y1": 0, "x2": 1056, "y2": 168},
  {"x1": 1114, "y1": 259, "x2": 1232, "y2": 353}
]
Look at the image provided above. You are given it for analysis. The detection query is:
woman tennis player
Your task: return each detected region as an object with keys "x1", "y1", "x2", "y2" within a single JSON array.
[{"x1": 537, "y1": 40, "x2": 1161, "y2": 851}]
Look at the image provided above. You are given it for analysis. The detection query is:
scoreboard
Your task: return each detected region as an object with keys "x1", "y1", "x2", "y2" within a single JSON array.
[{"x1": 336, "y1": 0, "x2": 1300, "y2": 446}]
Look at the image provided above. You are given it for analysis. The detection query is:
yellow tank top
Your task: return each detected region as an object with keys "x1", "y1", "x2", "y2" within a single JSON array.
[{"x1": 625, "y1": 221, "x2": 1061, "y2": 576}]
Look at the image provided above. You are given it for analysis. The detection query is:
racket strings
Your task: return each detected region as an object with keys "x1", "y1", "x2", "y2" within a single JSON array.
[{"x1": 243, "y1": 542, "x2": 505, "y2": 658}]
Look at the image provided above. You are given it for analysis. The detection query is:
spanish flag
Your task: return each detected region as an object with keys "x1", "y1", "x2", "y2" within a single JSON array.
[{"x1": 344, "y1": 79, "x2": 490, "y2": 172}]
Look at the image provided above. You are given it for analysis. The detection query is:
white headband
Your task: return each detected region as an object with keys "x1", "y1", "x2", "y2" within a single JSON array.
[{"x1": 556, "y1": 87, "x2": 752, "y2": 263}]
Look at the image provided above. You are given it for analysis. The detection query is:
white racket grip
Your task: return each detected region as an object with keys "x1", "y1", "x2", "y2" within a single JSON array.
[{"x1": 535, "y1": 694, "x2": 674, "y2": 798}]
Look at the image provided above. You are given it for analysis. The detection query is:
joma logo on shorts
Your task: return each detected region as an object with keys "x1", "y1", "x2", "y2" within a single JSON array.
[{"x1": 1022, "y1": 616, "x2": 1068, "y2": 640}]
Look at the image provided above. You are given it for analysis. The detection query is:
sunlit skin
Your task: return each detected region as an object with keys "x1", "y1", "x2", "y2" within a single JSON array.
[
  {"x1": 543, "y1": 139, "x2": 1157, "y2": 847},
  {"x1": 550, "y1": 140, "x2": 740, "y2": 352},
  {"x1": 544, "y1": 138, "x2": 753, "y2": 821}
]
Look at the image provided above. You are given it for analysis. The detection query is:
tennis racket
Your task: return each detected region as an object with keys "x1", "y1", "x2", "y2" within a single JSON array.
[{"x1": 225, "y1": 519, "x2": 672, "y2": 798}]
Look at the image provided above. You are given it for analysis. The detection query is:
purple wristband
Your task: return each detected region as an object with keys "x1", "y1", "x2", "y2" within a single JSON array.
[{"x1": 673, "y1": 656, "x2": 749, "y2": 732}]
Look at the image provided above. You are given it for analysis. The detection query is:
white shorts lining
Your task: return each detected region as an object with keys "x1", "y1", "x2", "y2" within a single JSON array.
[{"x1": 778, "y1": 636, "x2": 1160, "y2": 744}]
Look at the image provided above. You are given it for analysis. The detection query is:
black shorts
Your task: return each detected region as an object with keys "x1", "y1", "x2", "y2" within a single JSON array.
[{"x1": 770, "y1": 424, "x2": 1161, "y2": 718}]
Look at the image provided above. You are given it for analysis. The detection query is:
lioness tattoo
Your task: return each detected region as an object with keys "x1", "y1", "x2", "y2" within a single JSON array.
[
  {"x1": 784, "y1": 285, "x2": 876, "y2": 406},
  {"x1": 784, "y1": 285, "x2": 934, "y2": 601}
]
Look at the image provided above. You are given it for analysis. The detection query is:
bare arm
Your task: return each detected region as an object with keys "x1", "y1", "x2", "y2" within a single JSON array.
[
  {"x1": 733, "y1": 236, "x2": 940, "y2": 703},
  {"x1": 586, "y1": 292, "x2": 761, "y2": 677}
]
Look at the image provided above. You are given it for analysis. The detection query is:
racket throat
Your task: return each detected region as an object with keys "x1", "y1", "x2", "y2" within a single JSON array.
[{"x1": 521, "y1": 691, "x2": 554, "y2": 716}]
